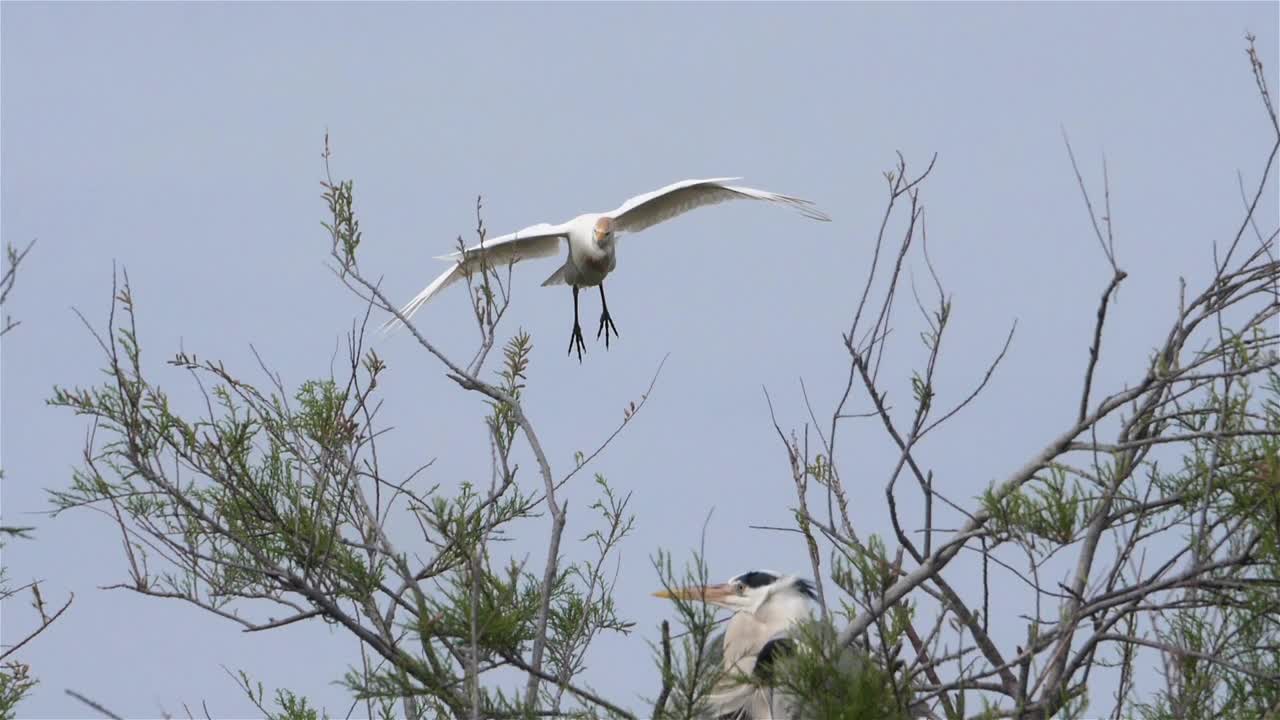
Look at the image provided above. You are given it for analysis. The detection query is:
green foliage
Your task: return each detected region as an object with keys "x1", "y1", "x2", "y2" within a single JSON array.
[
  {"x1": 547, "y1": 476, "x2": 637, "y2": 685},
  {"x1": 0, "y1": 662, "x2": 36, "y2": 720},
  {"x1": 322, "y1": 158, "x2": 362, "y2": 268},
  {"x1": 980, "y1": 464, "x2": 1086, "y2": 546},
  {"x1": 849, "y1": 534, "x2": 894, "y2": 595},
  {"x1": 770, "y1": 620, "x2": 912, "y2": 720},
  {"x1": 807, "y1": 453, "x2": 834, "y2": 487},
  {"x1": 0, "y1": 241, "x2": 46, "y2": 720},
  {"x1": 293, "y1": 379, "x2": 359, "y2": 452},
  {"x1": 1131, "y1": 367, "x2": 1280, "y2": 719},
  {"x1": 649, "y1": 549, "x2": 724, "y2": 720},
  {"x1": 46, "y1": 279, "x2": 395, "y2": 615},
  {"x1": 432, "y1": 554, "x2": 540, "y2": 656},
  {"x1": 489, "y1": 330, "x2": 533, "y2": 455},
  {"x1": 234, "y1": 670, "x2": 330, "y2": 720},
  {"x1": 41, "y1": 134, "x2": 643, "y2": 720}
]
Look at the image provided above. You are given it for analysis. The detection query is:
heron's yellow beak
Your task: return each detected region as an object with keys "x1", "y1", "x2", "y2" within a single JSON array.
[{"x1": 652, "y1": 583, "x2": 733, "y2": 604}]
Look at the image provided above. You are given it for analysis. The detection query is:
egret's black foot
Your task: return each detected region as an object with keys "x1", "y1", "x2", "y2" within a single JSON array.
[
  {"x1": 568, "y1": 321, "x2": 587, "y2": 362},
  {"x1": 596, "y1": 310, "x2": 619, "y2": 349}
]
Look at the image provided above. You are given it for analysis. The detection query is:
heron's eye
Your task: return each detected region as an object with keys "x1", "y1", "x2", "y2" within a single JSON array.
[{"x1": 735, "y1": 582, "x2": 745, "y2": 595}]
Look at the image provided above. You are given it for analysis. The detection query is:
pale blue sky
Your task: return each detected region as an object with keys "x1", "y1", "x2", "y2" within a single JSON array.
[{"x1": 3, "y1": 2, "x2": 1277, "y2": 717}]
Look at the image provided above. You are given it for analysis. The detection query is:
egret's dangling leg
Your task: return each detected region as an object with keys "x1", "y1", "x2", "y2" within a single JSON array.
[
  {"x1": 597, "y1": 283, "x2": 619, "y2": 349},
  {"x1": 568, "y1": 286, "x2": 587, "y2": 362}
]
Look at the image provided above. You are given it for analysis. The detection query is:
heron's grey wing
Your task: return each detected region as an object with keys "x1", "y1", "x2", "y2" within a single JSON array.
[
  {"x1": 381, "y1": 227, "x2": 566, "y2": 335},
  {"x1": 608, "y1": 178, "x2": 830, "y2": 235}
]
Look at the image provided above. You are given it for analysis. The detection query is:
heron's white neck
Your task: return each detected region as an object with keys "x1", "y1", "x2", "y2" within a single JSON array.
[
  {"x1": 720, "y1": 591, "x2": 813, "y2": 674},
  {"x1": 752, "y1": 590, "x2": 813, "y2": 635}
]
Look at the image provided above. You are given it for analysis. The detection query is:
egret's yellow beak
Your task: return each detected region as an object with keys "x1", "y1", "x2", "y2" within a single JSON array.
[{"x1": 652, "y1": 583, "x2": 733, "y2": 604}]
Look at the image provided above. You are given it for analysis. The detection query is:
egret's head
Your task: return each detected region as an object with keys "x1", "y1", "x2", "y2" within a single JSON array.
[
  {"x1": 593, "y1": 216, "x2": 615, "y2": 248},
  {"x1": 653, "y1": 570, "x2": 816, "y2": 615}
]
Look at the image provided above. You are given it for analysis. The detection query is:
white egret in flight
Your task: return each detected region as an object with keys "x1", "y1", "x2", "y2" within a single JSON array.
[
  {"x1": 381, "y1": 178, "x2": 830, "y2": 360},
  {"x1": 654, "y1": 570, "x2": 818, "y2": 719}
]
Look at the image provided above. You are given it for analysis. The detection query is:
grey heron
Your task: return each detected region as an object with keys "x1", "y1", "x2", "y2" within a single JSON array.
[
  {"x1": 655, "y1": 569, "x2": 931, "y2": 720},
  {"x1": 380, "y1": 178, "x2": 831, "y2": 361},
  {"x1": 654, "y1": 569, "x2": 817, "y2": 719}
]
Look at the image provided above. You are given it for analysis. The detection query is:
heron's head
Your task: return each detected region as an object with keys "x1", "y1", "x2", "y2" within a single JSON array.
[
  {"x1": 593, "y1": 216, "x2": 615, "y2": 249},
  {"x1": 653, "y1": 570, "x2": 817, "y2": 616}
]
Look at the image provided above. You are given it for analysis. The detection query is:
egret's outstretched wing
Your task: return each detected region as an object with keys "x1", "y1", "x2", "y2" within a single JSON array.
[
  {"x1": 431, "y1": 222, "x2": 568, "y2": 261},
  {"x1": 608, "y1": 177, "x2": 830, "y2": 234},
  {"x1": 380, "y1": 223, "x2": 568, "y2": 334}
]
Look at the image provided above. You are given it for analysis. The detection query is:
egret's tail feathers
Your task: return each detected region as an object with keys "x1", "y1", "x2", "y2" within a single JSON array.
[
  {"x1": 378, "y1": 264, "x2": 461, "y2": 337},
  {"x1": 540, "y1": 264, "x2": 569, "y2": 288},
  {"x1": 726, "y1": 185, "x2": 832, "y2": 223}
]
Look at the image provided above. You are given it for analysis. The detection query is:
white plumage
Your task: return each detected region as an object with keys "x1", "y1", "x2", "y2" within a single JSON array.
[
  {"x1": 381, "y1": 177, "x2": 829, "y2": 358},
  {"x1": 654, "y1": 570, "x2": 818, "y2": 719}
]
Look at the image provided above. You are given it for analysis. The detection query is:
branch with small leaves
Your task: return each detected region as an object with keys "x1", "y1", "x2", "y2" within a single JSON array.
[
  {"x1": 749, "y1": 36, "x2": 1280, "y2": 720},
  {"x1": 47, "y1": 138, "x2": 663, "y2": 719}
]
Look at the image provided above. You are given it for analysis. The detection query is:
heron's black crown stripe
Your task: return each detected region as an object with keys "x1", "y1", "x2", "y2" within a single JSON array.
[{"x1": 735, "y1": 571, "x2": 779, "y2": 588}]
